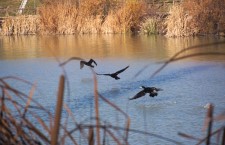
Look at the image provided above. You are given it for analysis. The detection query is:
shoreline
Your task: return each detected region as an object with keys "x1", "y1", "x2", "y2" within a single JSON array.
[
  {"x1": 0, "y1": 1, "x2": 225, "y2": 37},
  {"x1": 1, "y1": 14, "x2": 224, "y2": 37}
]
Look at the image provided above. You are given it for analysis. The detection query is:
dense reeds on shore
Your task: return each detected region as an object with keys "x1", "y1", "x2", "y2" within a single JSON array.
[
  {"x1": 165, "y1": 0, "x2": 225, "y2": 37},
  {"x1": 1, "y1": 15, "x2": 39, "y2": 35},
  {"x1": 1, "y1": 0, "x2": 150, "y2": 35},
  {"x1": 0, "y1": 0, "x2": 225, "y2": 36}
]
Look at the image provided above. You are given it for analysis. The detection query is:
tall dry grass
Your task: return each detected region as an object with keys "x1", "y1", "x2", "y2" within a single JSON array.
[
  {"x1": 37, "y1": 0, "x2": 148, "y2": 34},
  {"x1": 1, "y1": 15, "x2": 39, "y2": 35},
  {"x1": 102, "y1": 1, "x2": 147, "y2": 33},
  {"x1": 1, "y1": 0, "x2": 224, "y2": 36},
  {"x1": 0, "y1": 0, "x2": 148, "y2": 35},
  {"x1": 140, "y1": 17, "x2": 157, "y2": 35},
  {"x1": 165, "y1": 4, "x2": 196, "y2": 37},
  {"x1": 182, "y1": 0, "x2": 225, "y2": 35},
  {"x1": 165, "y1": 0, "x2": 225, "y2": 37},
  {"x1": 38, "y1": 2, "x2": 79, "y2": 34}
]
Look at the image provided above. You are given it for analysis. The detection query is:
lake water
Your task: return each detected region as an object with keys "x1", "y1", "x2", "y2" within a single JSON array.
[{"x1": 0, "y1": 35, "x2": 225, "y2": 145}]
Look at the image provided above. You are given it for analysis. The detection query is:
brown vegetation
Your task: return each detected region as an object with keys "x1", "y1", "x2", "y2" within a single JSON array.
[
  {"x1": 1, "y1": 15, "x2": 39, "y2": 35},
  {"x1": 165, "y1": 5, "x2": 195, "y2": 37},
  {"x1": 0, "y1": 0, "x2": 225, "y2": 36},
  {"x1": 183, "y1": 0, "x2": 225, "y2": 35},
  {"x1": 0, "y1": 0, "x2": 149, "y2": 35},
  {"x1": 165, "y1": 0, "x2": 225, "y2": 37},
  {"x1": 38, "y1": 0, "x2": 148, "y2": 34}
]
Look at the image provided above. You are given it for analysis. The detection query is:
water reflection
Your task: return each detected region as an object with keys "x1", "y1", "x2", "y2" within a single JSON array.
[{"x1": 0, "y1": 35, "x2": 225, "y2": 60}]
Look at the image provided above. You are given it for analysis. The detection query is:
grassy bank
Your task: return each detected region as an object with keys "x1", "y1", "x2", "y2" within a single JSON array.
[{"x1": 0, "y1": 0, "x2": 225, "y2": 36}]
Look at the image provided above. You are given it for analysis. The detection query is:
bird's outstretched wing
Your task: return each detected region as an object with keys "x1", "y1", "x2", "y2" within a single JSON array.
[
  {"x1": 59, "y1": 57, "x2": 84, "y2": 66},
  {"x1": 89, "y1": 59, "x2": 97, "y2": 66},
  {"x1": 96, "y1": 73, "x2": 111, "y2": 76},
  {"x1": 129, "y1": 90, "x2": 146, "y2": 100},
  {"x1": 80, "y1": 61, "x2": 85, "y2": 69},
  {"x1": 115, "y1": 66, "x2": 129, "y2": 75}
]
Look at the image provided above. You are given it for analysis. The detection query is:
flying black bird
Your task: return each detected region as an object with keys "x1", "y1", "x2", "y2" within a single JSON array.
[
  {"x1": 96, "y1": 66, "x2": 129, "y2": 80},
  {"x1": 80, "y1": 59, "x2": 97, "y2": 69},
  {"x1": 59, "y1": 57, "x2": 97, "y2": 69},
  {"x1": 129, "y1": 86, "x2": 163, "y2": 100}
]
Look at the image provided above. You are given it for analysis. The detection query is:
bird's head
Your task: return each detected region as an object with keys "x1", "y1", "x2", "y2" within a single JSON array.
[{"x1": 140, "y1": 86, "x2": 146, "y2": 89}]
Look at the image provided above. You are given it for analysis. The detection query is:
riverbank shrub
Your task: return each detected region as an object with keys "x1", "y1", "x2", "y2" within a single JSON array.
[
  {"x1": 165, "y1": 5, "x2": 195, "y2": 37},
  {"x1": 183, "y1": 0, "x2": 225, "y2": 35},
  {"x1": 1, "y1": 15, "x2": 39, "y2": 35},
  {"x1": 140, "y1": 18, "x2": 157, "y2": 35},
  {"x1": 37, "y1": 0, "x2": 148, "y2": 34},
  {"x1": 102, "y1": 1, "x2": 147, "y2": 33},
  {"x1": 165, "y1": 0, "x2": 225, "y2": 37},
  {"x1": 38, "y1": 2, "x2": 78, "y2": 34}
]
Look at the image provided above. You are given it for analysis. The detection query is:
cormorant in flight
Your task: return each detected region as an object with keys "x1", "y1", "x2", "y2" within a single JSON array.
[
  {"x1": 59, "y1": 57, "x2": 97, "y2": 69},
  {"x1": 80, "y1": 59, "x2": 97, "y2": 69},
  {"x1": 96, "y1": 66, "x2": 129, "y2": 80},
  {"x1": 129, "y1": 86, "x2": 163, "y2": 100}
]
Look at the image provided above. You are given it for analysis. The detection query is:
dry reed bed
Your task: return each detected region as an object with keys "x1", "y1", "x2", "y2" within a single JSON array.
[
  {"x1": 37, "y1": 0, "x2": 148, "y2": 34},
  {"x1": 0, "y1": 0, "x2": 149, "y2": 35},
  {"x1": 165, "y1": 0, "x2": 225, "y2": 37},
  {"x1": 0, "y1": 0, "x2": 225, "y2": 36},
  {"x1": 1, "y1": 15, "x2": 40, "y2": 35},
  {"x1": 165, "y1": 5, "x2": 195, "y2": 37}
]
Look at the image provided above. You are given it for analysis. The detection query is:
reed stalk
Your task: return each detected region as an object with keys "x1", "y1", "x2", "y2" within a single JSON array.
[
  {"x1": 88, "y1": 127, "x2": 94, "y2": 145},
  {"x1": 51, "y1": 75, "x2": 65, "y2": 145},
  {"x1": 222, "y1": 127, "x2": 225, "y2": 145},
  {"x1": 93, "y1": 70, "x2": 101, "y2": 145},
  {"x1": 206, "y1": 104, "x2": 213, "y2": 145}
]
